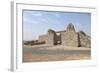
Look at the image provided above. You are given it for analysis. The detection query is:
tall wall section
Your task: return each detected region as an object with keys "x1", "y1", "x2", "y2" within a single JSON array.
[
  {"x1": 61, "y1": 23, "x2": 79, "y2": 47},
  {"x1": 78, "y1": 31, "x2": 91, "y2": 48},
  {"x1": 46, "y1": 29, "x2": 57, "y2": 46}
]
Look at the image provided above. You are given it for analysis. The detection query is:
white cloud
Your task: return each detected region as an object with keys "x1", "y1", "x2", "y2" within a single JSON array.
[
  {"x1": 24, "y1": 17, "x2": 39, "y2": 24},
  {"x1": 31, "y1": 12, "x2": 43, "y2": 16}
]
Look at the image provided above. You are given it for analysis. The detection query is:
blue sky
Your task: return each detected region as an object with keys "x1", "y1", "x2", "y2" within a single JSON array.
[{"x1": 23, "y1": 10, "x2": 91, "y2": 41}]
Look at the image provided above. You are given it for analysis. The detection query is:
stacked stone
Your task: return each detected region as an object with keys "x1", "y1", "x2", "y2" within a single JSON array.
[
  {"x1": 78, "y1": 31, "x2": 91, "y2": 48},
  {"x1": 46, "y1": 29, "x2": 57, "y2": 46},
  {"x1": 38, "y1": 23, "x2": 91, "y2": 48},
  {"x1": 61, "y1": 23, "x2": 79, "y2": 47}
]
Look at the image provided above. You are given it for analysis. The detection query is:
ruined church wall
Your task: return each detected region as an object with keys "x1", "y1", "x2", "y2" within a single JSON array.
[
  {"x1": 38, "y1": 23, "x2": 91, "y2": 48},
  {"x1": 46, "y1": 30, "x2": 57, "y2": 46},
  {"x1": 78, "y1": 32, "x2": 91, "y2": 48},
  {"x1": 61, "y1": 31, "x2": 79, "y2": 47}
]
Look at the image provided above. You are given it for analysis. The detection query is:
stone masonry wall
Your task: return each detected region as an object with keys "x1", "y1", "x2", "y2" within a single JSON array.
[
  {"x1": 37, "y1": 23, "x2": 90, "y2": 48},
  {"x1": 61, "y1": 31, "x2": 79, "y2": 47},
  {"x1": 46, "y1": 29, "x2": 57, "y2": 46},
  {"x1": 61, "y1": 23, "x2": 79, "y2": 47},
  {"x1": 78, "y1": 31, "x2": 91, "y2": 48}
]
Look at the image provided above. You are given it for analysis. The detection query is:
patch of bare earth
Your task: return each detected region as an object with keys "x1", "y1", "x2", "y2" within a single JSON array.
[{"x1": 23, "y1": 45, "x2": 91, "y2": 62}]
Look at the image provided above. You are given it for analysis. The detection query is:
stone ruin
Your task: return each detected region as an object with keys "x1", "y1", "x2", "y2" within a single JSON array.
[
  {"x1": 61, "y1": 23, "x2": 79, "y2": 47},
  {"x1": 37, "y1": 23, "x2": 90, "y2": 48}
]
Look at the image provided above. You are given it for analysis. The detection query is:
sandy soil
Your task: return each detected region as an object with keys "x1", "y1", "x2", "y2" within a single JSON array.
[
  {"x1": 23, "y1": 45, "x2": 91, "y2": 62},
  {"x1": 24, "y1": 45, "x2": 90, "y2": 50}
]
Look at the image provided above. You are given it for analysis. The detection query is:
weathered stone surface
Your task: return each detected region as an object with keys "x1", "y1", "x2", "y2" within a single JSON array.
[
  {"x1": 46, "y1": 29, "x2": 57, "y2": 46},
  {"x1": 78, "y1": 31, "x2": 91, "y2": 48},
  {"x1": 37, "y1": 23, "x2": 90, "y2": 48},
  {"x1": 66, "y1": 23, "x2": 75, "y2": 32},
  {"x1": 61, "y1": 23, "x2": 79, "y2": 47}
]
